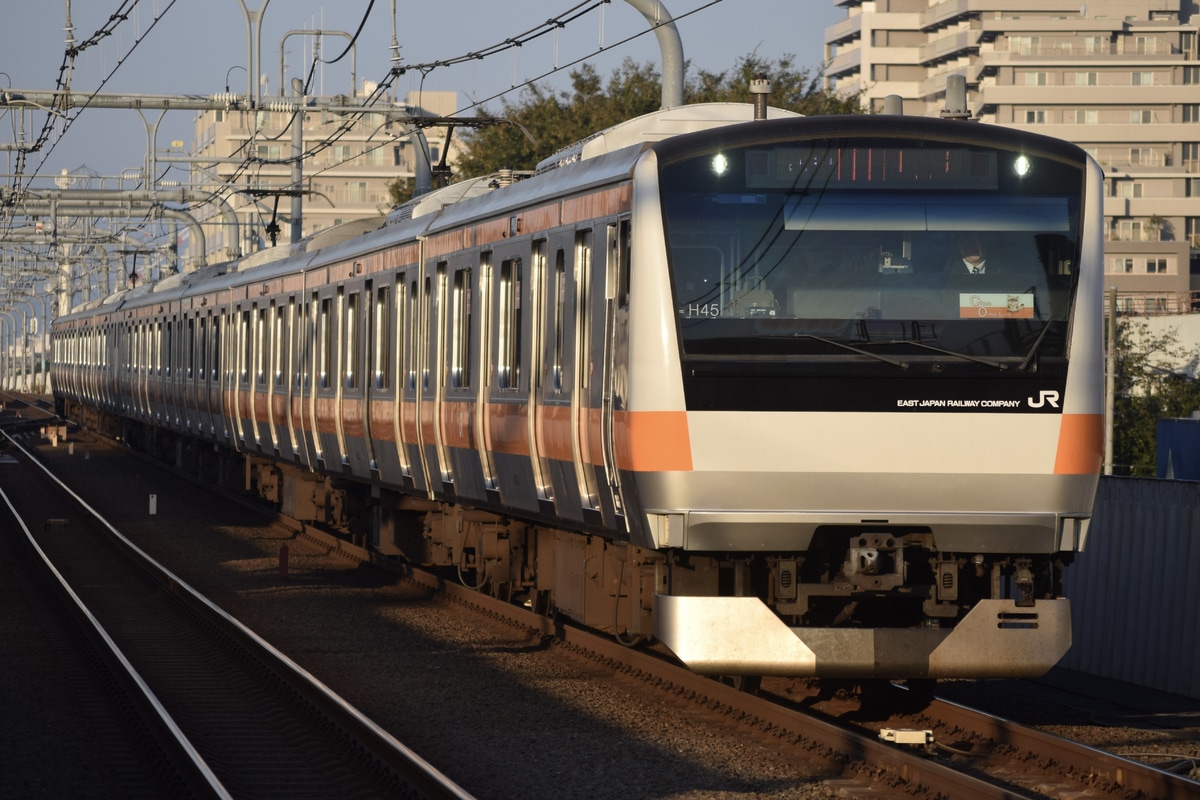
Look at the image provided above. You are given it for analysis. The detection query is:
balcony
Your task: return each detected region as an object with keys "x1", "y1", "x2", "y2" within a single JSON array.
[
  {"x1": 826, "y1": 47, "x2": 862, "y2": 79},
  {"x1": 825, "y1": 13, "x2": 861, "y2": 47}
]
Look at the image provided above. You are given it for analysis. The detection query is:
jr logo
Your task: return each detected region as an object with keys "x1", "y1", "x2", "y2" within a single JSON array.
[{"x1": 1027, "y1": 390, "x2": 1060, "y2": 409}]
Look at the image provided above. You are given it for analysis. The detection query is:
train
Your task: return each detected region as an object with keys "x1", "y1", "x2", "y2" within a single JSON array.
[{"x1": 51, "y1": 102, "x2": 1104, "y2": 682}]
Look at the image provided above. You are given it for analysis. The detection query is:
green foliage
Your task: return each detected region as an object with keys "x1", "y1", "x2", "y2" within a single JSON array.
[
  {"x1": 385, "y1": 177, "x2": 416, "y2": 208},
  {"x1": 455, "y1": 53, "x2": 863, "y2": 178},
  {"x1": 1111, "y1": 319, "x2": 1200, "y2": 476}
]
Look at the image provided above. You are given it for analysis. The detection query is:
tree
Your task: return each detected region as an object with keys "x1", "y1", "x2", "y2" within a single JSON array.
[
  {"x1": 385, "y1": 177, "x2": 416, "y2": 208},
  {"x1": 1110, "y1": 318, "x2": 1200, "y2": 476},
  {"x1": 454, "y1": 53, "x2": 863, "y2": 179}
]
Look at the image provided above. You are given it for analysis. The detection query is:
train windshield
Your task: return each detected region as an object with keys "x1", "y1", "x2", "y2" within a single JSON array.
[{"x1": 659, "y1": 138, "x2": 1085, "y2": 377}]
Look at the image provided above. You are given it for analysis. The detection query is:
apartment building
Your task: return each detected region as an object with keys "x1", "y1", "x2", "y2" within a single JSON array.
[
  {"x1": 190, "y1": 89, "x2": 460, "y2": 258},
  {"x1": 824, "y1": 0, "x2": 1200, "y2": 314}
]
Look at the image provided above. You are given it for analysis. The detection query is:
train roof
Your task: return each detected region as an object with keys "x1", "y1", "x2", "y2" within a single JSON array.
[
  {"x1": 533, "y1": 102, "x2": 800, "y2": 175},
  {"x1": 54, "y1": 103, "x2": 805, "y2": 324}
]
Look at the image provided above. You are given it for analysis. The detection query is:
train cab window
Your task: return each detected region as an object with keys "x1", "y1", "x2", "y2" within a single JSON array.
[
  {"x1": 498, "y1": 257, "x2": 522, "y2": 390},
  {"x1": 659, "y1": 137, "x2": 1084, "y2": 371}
]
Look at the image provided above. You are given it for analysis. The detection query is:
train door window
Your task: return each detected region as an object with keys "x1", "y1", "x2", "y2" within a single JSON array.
[
  {"x1": 406, "y1": 280, "x2": 419, "y2": 392},
  {"x1": 450, "y1": 266, "x2": 472, "y2": 389},
  {"x1": 552, "y1": 248, "x2": 566, "y2": 392},
  {"x1": 162, "y1": 321, "x2": 170, "y2": 377},
  {"x1": 273, "y1": 304, "x2": 286, "y2": 387},
  {"x1": 373, "y1": 285, "x2": 390, "y2": 390},
  {"x1": 498, "y1": 257, "x2": 522, "y2": 390},
  {"x1": 422, "y1": 277, "x2": 432, "y2": 391},
  {"x1": 256, "y1": 307, "x2": 268, "y2": 383},
  {"x1": 239, "y1": 309, "x2": 251, "y2": 385},
  {"x1": 187, "y1": 317, "x2": 195, "y2": 380},
  {"x1": 608, "y1": 219, "x2": 631, "y2": 309},
  {"x1": 344, "y1": 290, "x2": 360, "y2": 390},
  {"x1": 199, "y1": 317, "x2": 208, "y2": 383},
  {"x1": 296, "y1": 297, "x2": 313, "y2": 390},
  {"x1": 211, "y1": 316, "x2": 221, "y2": 382},
  {"x1": 320, "y1": 296, "x2": 333, "y2": 389},
  {"x1": 575, "y1": 230, "x2": 593, "y2": 390}
]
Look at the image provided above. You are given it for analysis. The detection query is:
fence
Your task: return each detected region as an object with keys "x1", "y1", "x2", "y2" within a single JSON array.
[{"x1": 1062, "y1": 476, "x2": 1200, "y2": 698}]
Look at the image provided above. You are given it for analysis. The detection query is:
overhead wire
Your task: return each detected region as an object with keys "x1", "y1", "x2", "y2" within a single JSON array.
[{"x1": 9, "y1": 0, "x2": 725, "y2": 283}]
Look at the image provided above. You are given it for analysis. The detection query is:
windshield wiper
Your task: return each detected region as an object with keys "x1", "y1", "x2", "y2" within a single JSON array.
[
  {"x1": 1018, "y1": 319, "x2": 1058, "y2": 371},
  {"x1": 864, "y1": 339, "x2": 1009, "y2": 370},
  {"x1": 764, "y1": 333, "x2": 910, "y2": 369}
]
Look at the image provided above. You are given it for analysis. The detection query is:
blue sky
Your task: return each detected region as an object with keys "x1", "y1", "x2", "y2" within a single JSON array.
[{"x1": 1, "y1": 0, "x2": 845, "y2": 184}]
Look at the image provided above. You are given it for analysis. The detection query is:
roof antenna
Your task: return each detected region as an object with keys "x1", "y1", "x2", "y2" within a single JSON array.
[
  {"x1": 751, "y1": 75, "x2": 772, "y2": 120},
  {"x1": 941, "y1": 74, "x2": 972, "y2": 120},
  {"x1": 881, "y1": 94, "x2": 903, "y2": 115}
]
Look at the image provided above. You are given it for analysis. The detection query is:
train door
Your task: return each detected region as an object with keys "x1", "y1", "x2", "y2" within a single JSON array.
[
  {"x1": 599, "y1": 219, "x2": 630, "y2": 524},
  {"x1": 155, "y1": 317, "x2": 166, "y2": 425},
  {"x1": 397, "y1": 274, "x2": 427, "y2": 492},
  {"x1": 138, "y1": 320, "x2": 149, "y2": 418},
  {"x1": 378, "y1": 272, "x2": 411, "y2": 487},
  {"x1": 264, "y1": 301, "x2": 281, "y2": 455},
  {"x1": 167, "y1": 313, "x2": 180, "y2": 428},
  {"x1": 233, "y1": 304, "x2": 254, "y2": 449},
  {"x1": 443, "y1": 255, "x2": 487, "y2": 502},
  {"x1": 251, "y1": 303, "x2": 270, "y2": 451},
  {"x1": 182, "y1": 314, "x2": 198, "y2": 432},
  {"x1": 277, "y1": 297, "x2": 298, "y2": 460},
  {"x1": 526, "y1": 240, "x2": 553, "y2": 510},
  {"x1": 402, "y1": 272, "x2": 432, "y2": 495},
  {"x1": 197, "y1": 313, "x2": 212, "y2": 436},
  {"x1": 538, "y1": 232, "x2": 584, "y2": 521},
  {"x1": 571, "y1": 229, "x2": 602, "y2": 519},
  {"x1": 366, "y1": 278, "x2": 398, "y2": 483},
  {"x1": 220, "y1": 307, "x2": 239, "y2": 446},
  {"x1": 485, "y1": 242, "x2": 540, "y2": 513},
  {"x1": 574, "y1": 219, "x2": 630, "y2": 530},
  {"x1": 139, "y1": 319, "x2": 152, "y2": 421},
  {"x1": 419, "y1": 261, "x2": 450, "y2": 495},
  {"x1": 294, "y1": 293, "x2": 321, "y2": 469},
  {"x1": 313, "y1": 287, "x2": 339, "y2": 468},
  {"x1": 472, "y1": 255, "x2": 496, "y2": 498},
  {"x1": 340, "y1": 279, "x2": 373, "y2": 478}
]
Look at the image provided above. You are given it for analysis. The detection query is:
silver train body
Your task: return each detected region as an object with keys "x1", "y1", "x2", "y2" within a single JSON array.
[{"x1": 52, "y1": 105, "x2": 1104, "y2": 679}]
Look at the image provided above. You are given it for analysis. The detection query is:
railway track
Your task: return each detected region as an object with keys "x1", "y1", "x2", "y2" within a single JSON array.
[
  {"x1": 9, "y1": 391, "x2": 1197, "y2": 798},
  {"x1": 406, "y1": 556, "x2": 1199, "y2": 799},
  {"x1": 0, "y1": 419, "x2": 473, "y2": 800}
]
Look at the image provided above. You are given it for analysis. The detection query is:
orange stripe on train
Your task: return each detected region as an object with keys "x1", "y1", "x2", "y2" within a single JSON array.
[
  {"x1": 1053, "y1": 413, "x2": 1103, "y2": 475},
  {"x1": 614, "y1": 410, "x2": 693, "y2": 472}
]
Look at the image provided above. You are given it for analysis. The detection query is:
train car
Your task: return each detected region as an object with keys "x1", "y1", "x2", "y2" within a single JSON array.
[{"x1": 52, "y1": 102, "x2": 1103, "y2": 681}]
